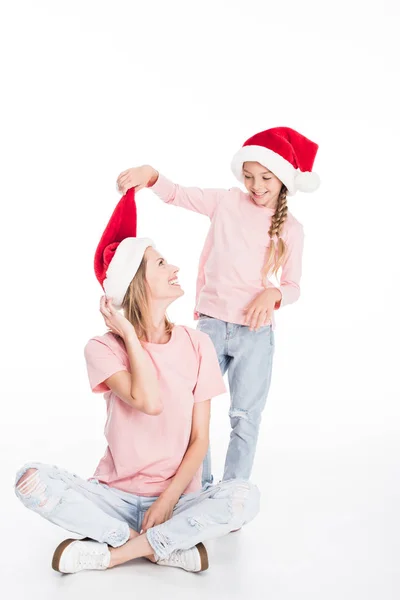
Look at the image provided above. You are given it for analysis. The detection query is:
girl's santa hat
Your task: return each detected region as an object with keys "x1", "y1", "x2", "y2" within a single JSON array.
[
  {"x1": 94, "y1": 187, "x2": 154, "y2": 308},
  {"x1": 231, "y1": 126, "x2": 320, "y2": 196}
]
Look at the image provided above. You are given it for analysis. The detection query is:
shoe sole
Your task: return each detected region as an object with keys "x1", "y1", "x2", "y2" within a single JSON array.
[
  {"x1": 52, "y1": 537, "x2": 91, "y2": 572},
  {"x1": 52, "y1": 538, "x2": 76, "y2": 572},
  {"x1": 196, "y1": 542, "x2": 209, "y2": 572}
]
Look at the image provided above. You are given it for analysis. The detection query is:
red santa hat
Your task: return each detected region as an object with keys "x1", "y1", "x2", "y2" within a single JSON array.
[
  {"x1": 231, "y1": 127, "x2": 320, "y2": 196},
  {"x1": 94, "y1": 187, "x2": 154, "y2": 308}
]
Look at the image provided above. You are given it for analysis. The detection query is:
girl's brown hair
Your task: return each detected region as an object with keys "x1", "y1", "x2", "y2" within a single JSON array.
[
  {"x1": 121, "y1": 253, "x2": 174, "y2": 342},
  {"x1": 261, "y1": 185, "x2": 289, "y2": 284}
]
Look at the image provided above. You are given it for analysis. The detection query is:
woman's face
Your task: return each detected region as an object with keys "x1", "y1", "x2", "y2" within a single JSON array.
[
  {"x1": 242, "y1": 161, "x2": 283, "y2": 207},
  {"x1": 144, "y1": 247, "x2": 184, "y2": 301}
]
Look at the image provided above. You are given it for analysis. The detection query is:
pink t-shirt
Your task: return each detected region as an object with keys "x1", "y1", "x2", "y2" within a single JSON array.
[
  {"x1": 151, "y1": 174, "x2": 305, "y2": 327},
  {"x1": 84, "y1": 325, "x2": 226, "y2": 496}
]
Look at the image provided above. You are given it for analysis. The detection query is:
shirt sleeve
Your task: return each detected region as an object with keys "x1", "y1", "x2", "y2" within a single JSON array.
[
  {"x1": 151, "y1": 173, "x2": 225, "y2": 219},
  {"x1": 276, "y1": 222, "x2": 305, "y2": 309},
  {"x1": 193, "y1": 333, "x2": 227, "y2": 403},
  {"x1": 84, "y1": 338, "x2": 128, "y2": 393}
]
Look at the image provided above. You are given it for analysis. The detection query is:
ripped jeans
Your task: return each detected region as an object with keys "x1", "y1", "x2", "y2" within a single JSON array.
[
  {"x1": 197, "y1": 315, "x2": 275, "y2": 485},
  {"x1": 15, "y1": 463, "x2": 260, "y2": 561}
]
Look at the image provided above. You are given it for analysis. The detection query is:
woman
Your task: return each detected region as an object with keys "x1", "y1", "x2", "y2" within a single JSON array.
[{"x1": 15, "y1": 188, "x2": 260, "y2": 574}]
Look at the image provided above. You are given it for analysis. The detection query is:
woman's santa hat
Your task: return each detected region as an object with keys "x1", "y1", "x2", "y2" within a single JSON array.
[
  {"x1": 94, "y1": 187, "x2": 154, "y2": 308},
  {"x1": 231, "y1": 126, "x2": 320, "y2": 196}
]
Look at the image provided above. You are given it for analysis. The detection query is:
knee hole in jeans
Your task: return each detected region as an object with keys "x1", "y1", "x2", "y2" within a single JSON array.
[{"x1": 16, "y1": 467, "x2": 59, "y2": 512}]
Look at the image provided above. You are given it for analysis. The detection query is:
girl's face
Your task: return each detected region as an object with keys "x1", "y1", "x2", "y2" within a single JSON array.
[
  {"x1": 242, "y1": 161, "x2": 283, "y2": 207},
  {"x1": 144, "y1": 247, "x2": 184, "y2": 301}
]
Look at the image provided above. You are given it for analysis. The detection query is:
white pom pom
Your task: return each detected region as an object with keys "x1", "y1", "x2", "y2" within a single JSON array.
[{"x1": 295, "y1": 171, "x2": 320, "y2": 193}]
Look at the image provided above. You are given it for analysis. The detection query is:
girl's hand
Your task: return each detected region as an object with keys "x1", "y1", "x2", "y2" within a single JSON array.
[
  {"x1": 99, "y1": 296, "x2": 137, "y2": 341},
  {"x1": 141, "y1": 494, "x2": 177, "y2": 533},
  {"x1": 116, "y1": 165, "x2": 159, "y2": 196},
  {"x1": 243, "y1": 288, "x2": 282, "y2": 331}
]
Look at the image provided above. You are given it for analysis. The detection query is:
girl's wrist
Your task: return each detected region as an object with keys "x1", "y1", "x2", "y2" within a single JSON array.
[
  {"x1": 263, "y1": 287, "x2": 281, "y2": 300},
  {"x1": 144, "y1": 165, "x2": 159, "y2": 187}
]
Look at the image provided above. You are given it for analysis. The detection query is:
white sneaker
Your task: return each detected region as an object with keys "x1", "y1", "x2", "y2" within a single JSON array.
[
  {"x1": 157, "y1": 543, "x2": 208, "y2": 572},
  {"x1": 52, "y1": 538, "x2": 111, "y2": 573}
]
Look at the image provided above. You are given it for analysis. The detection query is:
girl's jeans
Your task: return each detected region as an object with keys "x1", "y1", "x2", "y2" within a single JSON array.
[
  {"x1": 15, "y1": 463, "x2": 260, "y2": 561},
  {"x1": 197, "y1": 315, "x2": 275, "y2": 485}
]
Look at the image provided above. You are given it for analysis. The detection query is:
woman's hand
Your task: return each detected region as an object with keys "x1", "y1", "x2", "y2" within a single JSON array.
[
  {"x1": 243, "y1": 288, "x2": 282, "y2": 331},
  {"x1": 116, "y1": 165, "x2": 159, "y2": 195},
  {"x1": 99, "y1": 296, "x2": 137, "y2": 341},
  {"x1": 141, "y1": 493, "x2": 178, "y2": 533}
]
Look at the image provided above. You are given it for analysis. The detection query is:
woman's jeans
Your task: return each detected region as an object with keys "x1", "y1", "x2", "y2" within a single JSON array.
[
  {"x1": 15, "y1": 463, "x2": 260, "y2": 561},
  {"x1": 197, "y1": 315, "x2": 275, "y2": 485}
]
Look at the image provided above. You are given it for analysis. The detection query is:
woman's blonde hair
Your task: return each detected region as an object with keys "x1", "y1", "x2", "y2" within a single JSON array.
[
  {"x1": 121, "y1": 253, "x2": 174, "y2": 342},
  {"x1": 261, "y1": 185, "x2": 289, "y2": 284}
]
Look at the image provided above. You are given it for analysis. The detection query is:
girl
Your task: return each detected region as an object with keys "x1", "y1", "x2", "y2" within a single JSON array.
[
  {"x1": 116, "y1": 127, "x2": 320, "y2": 486},
  {"x1": 15, "y1": 189, "x2": 259, "y2": 574}
]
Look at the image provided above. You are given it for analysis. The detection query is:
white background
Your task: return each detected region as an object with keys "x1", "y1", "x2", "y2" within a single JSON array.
[{"x1": 1, "y1": 1, "x2": 399, "y2": 598}]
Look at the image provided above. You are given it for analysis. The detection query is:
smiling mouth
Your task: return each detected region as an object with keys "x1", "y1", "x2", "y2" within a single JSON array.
[
  {"x1": 252, "y1": 191, "x2": 268, "y2": 198},
  {"x1": 168, "y1": 277, "x2": 181, "y2": 286}
]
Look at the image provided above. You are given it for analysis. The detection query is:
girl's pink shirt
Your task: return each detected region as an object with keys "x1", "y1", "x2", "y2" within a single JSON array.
[{"x1": 151, "y1": 174, "x2": 305, "y2": 327}]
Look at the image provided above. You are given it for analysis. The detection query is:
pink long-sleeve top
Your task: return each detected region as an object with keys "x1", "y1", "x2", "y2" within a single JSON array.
[{"x1": 151, "y1": 174, "x2": 305, "y2": 327}]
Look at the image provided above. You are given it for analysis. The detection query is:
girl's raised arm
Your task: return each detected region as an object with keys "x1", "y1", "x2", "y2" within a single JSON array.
[{"x1": 117, "y1": 165, "x2": 225, "y2": 219}]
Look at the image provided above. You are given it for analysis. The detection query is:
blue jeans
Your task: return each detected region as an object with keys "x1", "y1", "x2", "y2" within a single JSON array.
[
  {"x1": 197, "y1": 315, "x2": 275, "y2": 485},
  {"x1": 15, "y1": 463, "x2": 260, "y2": 561}
]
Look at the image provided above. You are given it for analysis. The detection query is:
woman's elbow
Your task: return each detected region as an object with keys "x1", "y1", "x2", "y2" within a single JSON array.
[
  {"x1": 144, "y1": 403, "x2": 163, "y2": 416},
  {"x1": 127, "y1": 392, "x2": 163, "y2": 415},
  {"x1": 140, "y1": 394, "x2": 163, "y2": 416}
]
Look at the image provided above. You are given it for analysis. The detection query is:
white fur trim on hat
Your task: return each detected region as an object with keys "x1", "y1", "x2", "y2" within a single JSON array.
[
  {"x1": 103, "y1": 237, "x2": 155, "y2": 309},
  {"x1": 231, "y1": 145, "x2": 319, "y2": 196}
]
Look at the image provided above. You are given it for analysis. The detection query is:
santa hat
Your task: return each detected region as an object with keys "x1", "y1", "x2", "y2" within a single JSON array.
[
  {"x1": 94, "y1": 187, "x2": 154, "y2": 308},
  {"x1": 231, "y1": 127, "x2": 320, "y2": 196}
]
